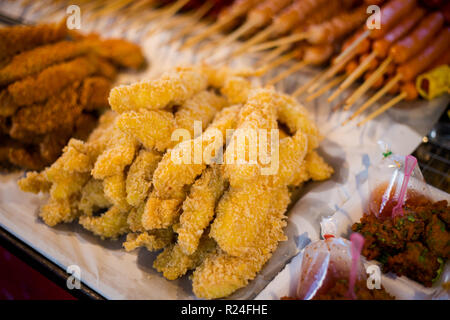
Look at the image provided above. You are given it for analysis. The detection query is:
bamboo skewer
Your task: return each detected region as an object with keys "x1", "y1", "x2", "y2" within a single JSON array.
[
  {"x1": 259, "y1": 50, "x2": 299, "y2": 74},
  {"x1": 206, "y1": 20, "x2": 257, "y2": 53},
  {"x1": 146, "y1": 0, "x2": 190, "y2": 36},
  {"x1": 167, "y1": 1, "x2": 214, "y2": 44},
  {"x1": 342, "y1": 74, "x2": 402, "y2": 125},
  {"x1": 306, "y1": 75, "x2": 346, "y2": 102},
  {"x1": 230, "y1": 25, "x2": 275, "y2": 57},
  {"x1": 335, "y1": 30, "x2": 370, "y2": 64},
  {"x1": 257, "y1": 45, "x2": 291, "y2": 67},
  {"x1": 292, "y1": 71, "x2": 323, "y2": 97},
  {"x1": 357, "y1": 92, "x2": 407, "y2": 126},
  {"x1": 343, "y1": 57, "x2": 392, "y2": 109},
  {"x1": 247, "y1": 32, "x2": 307, "y2": 54},
  {"x1": 327, "y1": 52, "x2": 377, "y2": 102},
  {"x1": 266, "y1": 60, "x2": 308, "y2": 86}
]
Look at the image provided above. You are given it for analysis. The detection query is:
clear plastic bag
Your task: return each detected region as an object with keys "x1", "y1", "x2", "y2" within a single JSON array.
[
  {"x1": 368, "y1": 142, "x2": 430, "y2": 218},
  {"x1": 296, "y1": 231, "x2": 365, "y2": 300}
]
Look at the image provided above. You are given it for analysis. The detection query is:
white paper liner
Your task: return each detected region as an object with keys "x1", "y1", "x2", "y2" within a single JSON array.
[{"x1": 0, "y1": 0, "x2": 449, "y2": 299}]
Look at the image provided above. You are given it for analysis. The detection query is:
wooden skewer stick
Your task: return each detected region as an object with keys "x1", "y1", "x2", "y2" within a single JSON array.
[
  {"x1": 206, "y1": 21, "x2": 257, "y2": 53},
  {"x1": 181, "y1": 10, "x2": 240, "y2": 50},
  {"x1": 167, "y1": 1, "x2": 214, "y2": 44},
  {"x1": 344, "y1": 57, "x2": 392, "y2": 110},
  {"x1": 86, "y1": 0, "x2": 133, "y2": 21},
  {"x1": 231, "y1": 25, "x2": 276, "y2": 58},
  {"x1": 357, "y1": 92, "x2": 407, "y2": 126},
  {"x1": 266, "y1": 60, "x2": 308, "y2": 86},
  {"x1": 259, "y1": 50, "x2": 299, "y2": 75},
  {"x1": 335, "y1": 30, "x2": 370, "y2": 64},
  {"x1": 292, "y1": 71, "x2": 323, "y2": 97},
  {"x1": 146, "y1": 0, "x2": 190, "y2": 36},
  {"x1": 257, "y1": 45, "x2": 290, "y2": 67},
  {"x1": 328, "y1": 52, "x2": 377, "y2": 102},
  {"x1": 342, "y1": 74, "x2": 402, "y2": 125},
  {"x1": 306, "y1": 75, "x2": 347, "y2": 102},
  {"x1": 307, "y1": 51, "x2": 355, "y2": 94},
  {"x1": 247, "y1": 32, "x2": 307, "y2": 54}
]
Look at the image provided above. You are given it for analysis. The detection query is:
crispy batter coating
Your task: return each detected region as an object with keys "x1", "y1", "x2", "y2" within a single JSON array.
[
  {"x1": 154, "y1": 237, "x2": 217, "y2": 280},
  {"x1": 103, "y1": 173, "x2": 130, "y2": 210},
  {"x1": 78, "y1": 178, "x2": 111, "y2": 216},
  {"x1": 92, "y1": 127, "x2": 138, "y2": 179},
  {"x1": 220, "y1": 76, "x2": 251, "y2": 105},
  {"x1": 108, "y1": 67, "x2": 208, "y2": 113},
  {"x1": 142, "y1": 191, "x2": 185, "y2": 230},
  {"x1": 0, "y1": 40, "x2": 90, "y2": 86},
  {"x1": 10, "y1": 82, "x2": 82, "y2": 137},
  {"x1": 116, "y1": 110, "x2": 176, "y2": 152},
  {"x1": 79, "y1": 205, "x2": 129, "y2": 239},
  {"x1": 193, "y1": 187, "x2": 289, "y2": 299},
  {"x1": 305, "y1": 150, "x2": 334, "y2": 181},
  {"x1": 79, "y1": 76, "x2": 112, "y2": 110},
  {"x1": 125, "y1": 149, "x2": 161, "y2": 207},
  {"x1": 8, "y1": 55, "x2": 98, "y2": 106},
  {"x1": 17, "y1": 171, "x2": 51, "y2": 194},
  {"x1": 152, "y1": 105, "x2": 240, "y2": 199},
  {"x1": 0, "y1": 21, "x2": 67, "y2": 61},
  {"x1": 0, "y1": 89, "x2": 18, "y2": 117},
  {"x1": 40, "y1": 196, "x2": 81, "y2": 227},
  {"x1": 177, "y1": 166, "x2": 226, "y2": 255},
  {"x1": 123, "y1": 228, "x2": 174, "y2": 252}
]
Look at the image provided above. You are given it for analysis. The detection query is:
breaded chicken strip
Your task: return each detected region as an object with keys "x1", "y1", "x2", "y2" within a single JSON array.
[
  {"x1": 152, "y1": 105, "x2": 240, "y2": 200},
  {"x1": 123, "y1": 228, "x2": 174, "y2": 252},
  {"x1": 0, "y1": 21, "x2": 67, "y2": 61},
  {"x1": 0, "y1": 89, "x2": 18, "y2": 117},
  {"x1": 79, "y1": 205, "x2": 129, "y2": 239},
  {"x1": 40, "y1": 196, "x2": 81, "y2": 227},
  {"x1": 8, "y1": 55, "x2": 98, "y2": 106},
  {"x1": 79, "y1": 76, "x2": 112, "y2": 110},
  {"x1": 177, "y1": 166, "x2": 226, "y2": 255},
  {"x1": 78, "y1": 178, "x2": 112, "y2": 216},
  {"x1": 10, "y1": 82, "x2": 82, "y2": 137},
  {"x1": 125, "y1": 149, "x2": 161, "y2": 207},
  {"x1": 193, "y1": 187, "x2": 289, "y2": 299},
  {"x1": 103, "y1": 173, "x2": 129, "y2": 210},
  {"x1": 154, "y1": 237, "x2": 217, "y2": 280},
  {"x1": 91, "y1": 127, "x2": 138, "y2": 179},
  {"x1": 0, "y1": 40, "x2": 91, "y2": 86},
  {"x1": 108, "y1": 67, "x2": 208, "y2": 113},
  {"x1": 142, "y1": 191, "x2": 185, "y2": 229}
]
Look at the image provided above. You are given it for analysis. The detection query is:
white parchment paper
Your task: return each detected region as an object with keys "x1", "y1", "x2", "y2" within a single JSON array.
[{"x1": 0, "y1": 0, "x2": 448, "y2": 299}]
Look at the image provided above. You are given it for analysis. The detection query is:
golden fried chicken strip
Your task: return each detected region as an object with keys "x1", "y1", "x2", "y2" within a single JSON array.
[
  {"x1": 0, "y1": 40, "x2": 91, "y2": 86},
  {"x1": 127, "y1": 204, "x2": 145, "y2": 233},
  {"x1": 177, "y1": 166, "x2": 226, "y2": 255},
  {"x1": 108, "y1": 67, "x2": 208, "y2": 113},
  {"x1": 220, "y1": 76, "x2": 251, "y2": 105},
  {"x1": 40, "y1": 196, "x2": 81, "y2": 227},
  {"x1": 142, "y1": 192, "x2": 185, "y2": 230},
  {"x1": 152, "y1": 105, "x2": 240, "y2": 199},
  {"x1": 10, "y1": 82, "x2": 82, "y2": 137},
  {"x1": 174, "y1": 91, "x2": 227, "y2": 137},
  {"x1": 223, "y1": 89, "x2": 278, "y2": 189},
  {"x1": 103, "y1": 173, "x2": 129, "y2": 210},
  {"x1": 17, "y1": 171, "x2": 51, "y2": 194},
  {"x1": 193, "y1": 187, "x2": 290, "y2": 299},
  {"x1": 276, "y1": 93, "x2": 321, "y2": 151},
  {"x1": 91, "y1": 127, "x2": 138, "y2": 179},
  {"x1": 154, "y1": 237, "x2": 217, "y2": 280},
  {"x1": 0, "y1": 21, "x2": 67, "y2": 61},
  {"x1": 8, "y1": 55, "x2": 98, "y2": 106},
  {"x1": 116, "y1": 109, "x2": 175, "y2": 152},
  {"x1": 123, "y1": 228, "x2": 174, "y2": 252},
  {"x1": 79, "y1": 205, "x2": 129, "y2": 239},
  {"x1": 78, "y1": 178, "x2": 111, "y2": 216},
  {"x1": 0, "y1": 89, "x2": 18, "y2": 117},
  {"x1": 125, "y1": 149, "x2": 161, "y2": 207},
  {"x1": 79, "y1": 76, "x2": 112, "y2": 110},
  {"x1": 92, "y1": 38, "x2": 145, "y2": 70}
]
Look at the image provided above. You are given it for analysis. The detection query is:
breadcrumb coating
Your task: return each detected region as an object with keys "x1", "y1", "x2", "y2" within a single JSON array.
[
  {"x1": 108, "y1": 67, "x2": 208, "y2": 113},
  {"x1": 0, "y1": 20, "x2": 67, "y2": 61},
  {"x1": 79, "y1": 76, "x2": 112, "y2": 110},
  {"x1": 125, "y1": 149, "x2": 161, "y2": 207},
  {"x1": 92, "y1": 128, "x2": 138, "y2": 179},
  {"x1": 78, "y1": 178, "x2": 111, "y2": 216},
  {"x1": 142, "y1": 192, "x2": 185, "y2": 230},
  {"x1": 154, "y1": 237, "x2": 217, "y2": 280},
  {"x1": 17, "y1": 171, "x2": 51, "y2": 194},
  {"x1": 220, "y1": 76, "x2": 251, "y2": 105},
  {"x1": 8, "y1": 55, "x2": 98, "y2": 106},
  {"x1": 305, "y1": 150, "x2": 334, "y2": 181},
  {"x1": 116, "y1": 110, "x2": 176, "y2": 152},
  {"x1": 177, "y1": 166, "x2": 226, "y2": 255},
  {"x1": 103, "y1": 173, "x2": 130, "y2": 210},
  {"x1": 123, "y1": 229, "x2": 174, "y2": 252},
  {"x1": 0, "y1": 40, "x2": 90, "y2": 86},
  {"x1": 40, "y1": 196, "x2": 81, "y2": 227},
  {"x1": 79, "y1": 205, "x2": 129, "y2": 239}
]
